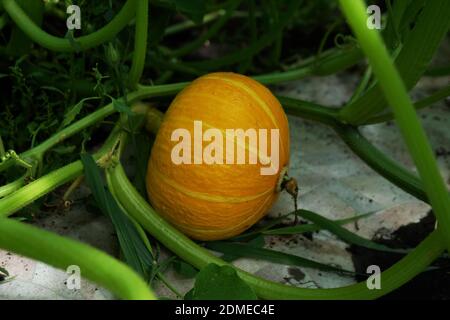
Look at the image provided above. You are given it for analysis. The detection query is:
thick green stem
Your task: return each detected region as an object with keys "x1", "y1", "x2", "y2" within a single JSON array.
[
  {"x1": 348, "y1": 66, "x2": 372, "y2": 104},
  {"x1": 278, "y1": 96, "x2": 340, "y2": 127},
  {"x1": 108, "y1": 164, "x2": 444, "y2": 299},
  {"x1": 254, "y1": 47, "x2": 363, "y2": 83},
  {"x1": 365, "y1": 84, "x2": 450, "y2": 124},
  {"x1": 0, "y1": 175, "x2": 26, "y2": 199},
  {"x1": 279, "y1": 97, "x2": 429, "y2": 202},
  {"x1": 339, "y1": 0, "x2": 450, "y2": 124},
  {"x1": 0, "y1": 129, "x2": 119, "y2": 218},
  {"x1": 334, "y1": 125, "x2": 426, "y2": 202},
  {"x1": 128, "y1": 0, "x2": 149, "y2": 89},
  {"x1": 1, "y1": 0, "x2": 136, "y2": 52},
  {"x1": 339, "y1": 0, "x2": 450, "y2": 251},
  {"x1": 0, "y1": 218, "x2": 155, "y2": 300}
]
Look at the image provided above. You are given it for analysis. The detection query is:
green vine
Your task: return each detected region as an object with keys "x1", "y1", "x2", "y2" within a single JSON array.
[
  {"x1": 128, "y1": 0, "x2": 149, "y2": 89},
  {"x1": 339, "y1": 0, "x2": 450, "y2": 124},
  {"x1": 339, "y1": 0, "x2": 450, "y2": 251},
  {"x1": 1, "y1": 0, "x2": 136, "y2": 52},
  {"x1": 0, "y1": 217, "x2": 155, "y2": 300},
  {"x1": 107, "y1": 163, "x2": 445, "y2": 299}
]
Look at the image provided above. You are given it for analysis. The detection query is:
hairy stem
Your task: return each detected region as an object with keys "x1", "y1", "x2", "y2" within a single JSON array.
[
  {"x1": 108, "y1": 164, "x2": 444, "y2": 299},
  {"x1": 0, "y1": 175, "x2": 26, "y2": 199},
  {"x1": 128, "y1": 0, "x2": 149, "y2": 89},
  {"x1": 339, "y1": 0, "x2": 450, "y2": 124},
  {"x1": 334, "y1": 125, "x2": 426, "y2": 202},
  {"x1": 365, "y1": 84, "x2": 450, "y2": 124},
  {"x1": 339, "y1": 0, "x2": 450, "y2": 250},
  {"x1": 0, "y1": 218, "x2": 155, "y2": 299},
  {"x1": 1, "y1": 0, "x2": 136, "y2": 52}
]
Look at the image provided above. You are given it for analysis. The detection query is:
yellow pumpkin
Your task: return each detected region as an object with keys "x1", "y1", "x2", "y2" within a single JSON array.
[{"x1": 146, "y1": 72, "x2": 290, "y2": 240}]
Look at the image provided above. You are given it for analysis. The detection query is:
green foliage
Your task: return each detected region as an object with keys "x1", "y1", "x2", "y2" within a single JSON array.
[
  {"x1": 206, "y1": 241, "x2": 354, "y2": 275},
  {"x1": 172, "y1": 259, "x2": 198, "y2": 278},
  {"x1": 263, "y1": 211, "x2": 376, "y2": 236},
  {"x1": 185, "y1": 264, "x2": 257, "y2": 300},
  {"x1": 60, "y1": 97, "x2": 101, "y2": 129},
  {"x1": 81, "y1": 153, "x2": 155, "y2": 280},
  {"x1": 297, "y1": 209, "x2": 406, "y2": 253}
]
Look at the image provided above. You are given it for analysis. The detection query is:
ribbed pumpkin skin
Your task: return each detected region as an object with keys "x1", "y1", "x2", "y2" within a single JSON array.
[{"x1": 146, "y1": 72, "x2": 290, "y2": 240}]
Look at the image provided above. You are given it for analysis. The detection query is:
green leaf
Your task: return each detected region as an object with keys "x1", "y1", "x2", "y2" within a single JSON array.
[
  {"x1": 263, "y1": 223, "x2": 323, "y2": 235},
  {"x1": 185, "y1": 263, "x2": 257, "y2": 300},
  {"x1": 221, "y1": 235, "x2": 265, "y2": 262},
  {"x1": 172, "y1": 259, "x2": 198, "y2": 278},
  {"x1": 231, "y1": 213, "x2": 295, "y2": 242},
  {"x1": 263, "y1": 211, "x2": 376, "y2": 235},
  {"x1": 112, "y1": 98, "x2": 134, "y2": 116},
  {"x1": 297, "y1": 210, "x2": 407, "y2": 254},
  {"x1": 80, "y1": 154, "x2": 154, "y2": 280},
  {"x1": 206, "y1": 242, "x2": 354, "y2": 275},
  {"x1": 60, "y1": 97, "x2": 100, "y2": 129}
]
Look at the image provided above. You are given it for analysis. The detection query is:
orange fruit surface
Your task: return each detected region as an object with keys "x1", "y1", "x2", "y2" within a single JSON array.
[{"x1": 146, "y1": 72, "x2": 290, "y2": 240}]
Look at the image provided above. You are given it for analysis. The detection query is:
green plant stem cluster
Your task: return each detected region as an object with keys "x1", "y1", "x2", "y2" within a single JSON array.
[
  {"x1": 107, "y1": 163, "x2": 445, "y2": 299},
  {"x1": 339, "y1": 0, "x2": 450, "y2": 252},
  {"x1": 0, "y1": 0, "x2": 449, "y2": 300},
  {"x1": 128, "y1": 0, "x2": 149, "y2": 89},
  {"x1": 0, "y1": 216, "x2": 155, "y2": 300},
  {"x1": 1, "y1": 0, "x2": 137, "y2": 52}
]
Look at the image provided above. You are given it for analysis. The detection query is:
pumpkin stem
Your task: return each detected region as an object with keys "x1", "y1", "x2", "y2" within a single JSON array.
[
  {"x1": 130, "y1": 103, "x2": 164, "y2": 135},
  {"x1": 278, "y1": 169, "x2": 299, "y2": 224},
  {"x1": 145, "y1": 106, "x2": 164, "y2": 135}
]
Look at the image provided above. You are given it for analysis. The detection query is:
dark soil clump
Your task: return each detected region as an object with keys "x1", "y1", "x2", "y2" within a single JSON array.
[{"x1": 350, "y1": 212, "x2": 450, "y2": 300}]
